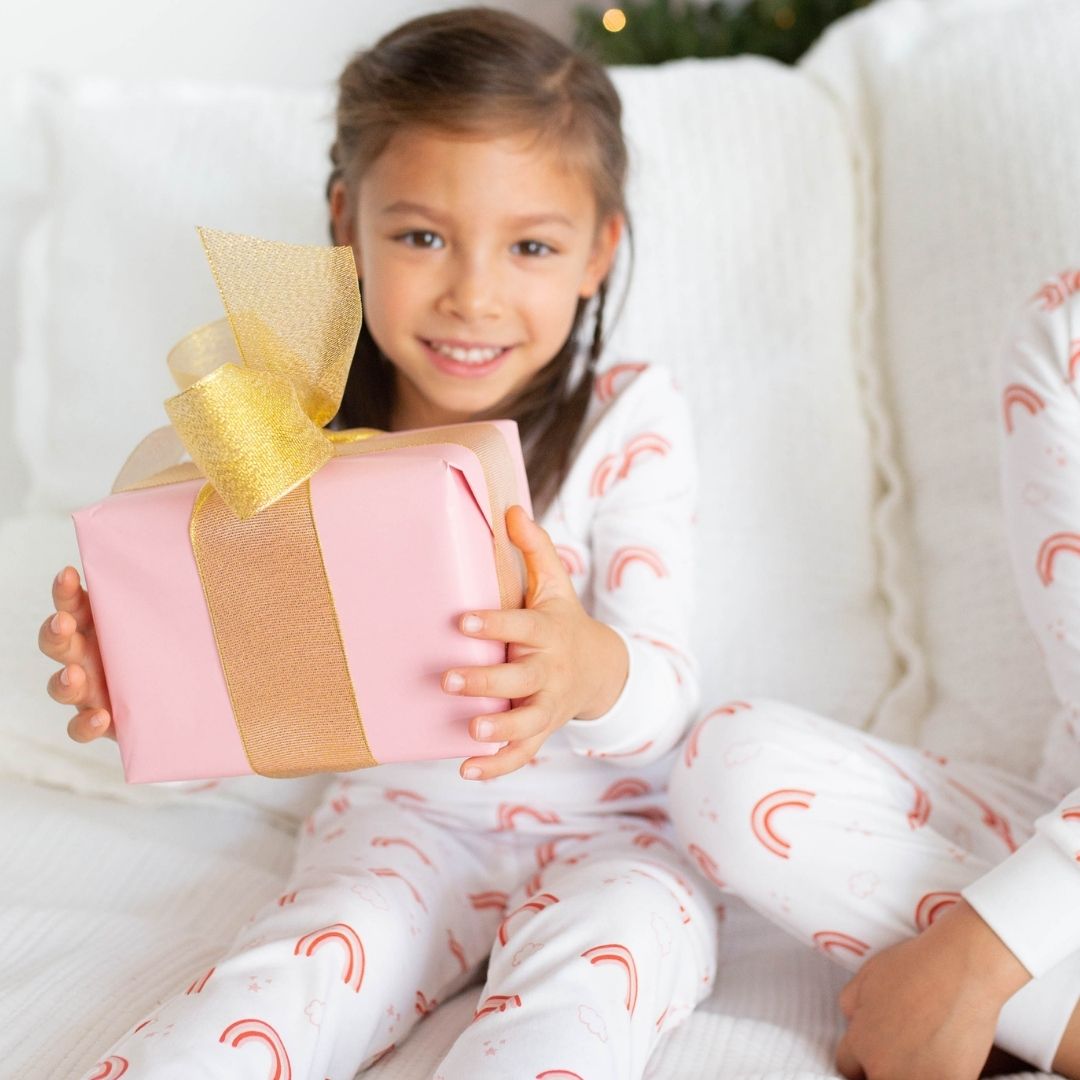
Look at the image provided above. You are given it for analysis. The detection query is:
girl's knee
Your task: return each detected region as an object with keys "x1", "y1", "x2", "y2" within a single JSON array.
[
  {"x1": 671, "y1": 698, "x2": 833, "y2": 790},
  {"x1": 668, "y1": 699, "x2": 850, "y2": 867}
]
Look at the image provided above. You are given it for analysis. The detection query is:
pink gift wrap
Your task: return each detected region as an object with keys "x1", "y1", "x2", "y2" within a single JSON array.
[{"x1": 71, "y1": 421, "x2": 532, "y2": 784}]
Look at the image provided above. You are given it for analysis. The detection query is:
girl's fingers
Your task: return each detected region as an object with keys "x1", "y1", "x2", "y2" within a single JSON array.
[
  {"x1": 458, "y1": 607, "x2": 549, "y2": 647},
  {"x1": 48, "y1": 656, "x2": 112, "y2": 717},
  {"x1": 38, "y1": 612, "x2": 82, "y2": 663},
  {"x1": 47, "y1": 663, "x2": 89, "y2": 706},
  {"x1": 67, "y1": 708, "x2": 115, "y2": 743},
  {"x1": 51, "y1": 566, "x2": 93, "y2": 627},
  {"x1": 505, "y1": 504, "x2": 577, "y2": 609},
  {"x1": 442, "y1": 656, "x2": 542, "y2": 701},
  {"x1": 834, "y1": 1037, "x2": 865, "y2": 1080},
  {"x1": 469, "y1": 702, "x2": 549, "y2": 744},
  {"x1": 460, "y1": 731, "x2": 546, "y2": 781}
]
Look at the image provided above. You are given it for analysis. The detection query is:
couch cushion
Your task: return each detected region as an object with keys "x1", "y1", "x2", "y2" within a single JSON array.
[
  {"x1": 0, "y1": 78, "x2": 45, "y2": 521},
  {"x1": 12, "y1": 76, "x2": 335, "y2": 515},
  {"x1": 802, "y1": 0, "x2": 1080, "y2": 773},
  {"x1": 606, "y1": 60, "x2": 897, "y2": 725}
]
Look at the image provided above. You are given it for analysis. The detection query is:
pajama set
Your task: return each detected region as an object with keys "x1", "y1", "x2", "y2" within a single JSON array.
[
  {"x1": 83, "y1": 361, "x2": 721, "y2": 1080},
  {"x1": 669, "y1": 272, "x2": 1080, "y2": 1073}
]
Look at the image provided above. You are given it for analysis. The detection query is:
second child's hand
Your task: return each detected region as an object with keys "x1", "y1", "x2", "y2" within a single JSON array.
[
  {"x1": 442, "y1": 504, "x2": 628, "y2": 781},
  {"x1": 835, "y1": 899, "x2": 1029, "y2": 1080}
]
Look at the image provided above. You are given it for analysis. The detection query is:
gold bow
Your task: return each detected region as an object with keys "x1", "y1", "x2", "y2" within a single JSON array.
[{"x1": 163, "y1": 226, "x2": 363, "y2": 520}]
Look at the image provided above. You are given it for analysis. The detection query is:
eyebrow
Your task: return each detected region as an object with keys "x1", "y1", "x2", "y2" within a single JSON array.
[{"x1": 379, "y1": 200, "x2": 575, "y2": 229}]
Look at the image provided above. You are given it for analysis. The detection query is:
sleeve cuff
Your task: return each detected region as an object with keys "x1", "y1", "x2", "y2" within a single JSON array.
[
  {"x1": 962, "y1": 832, "x2": 1080, "y2": 978},
  {"x1": 562, "y1": 628, "x2": 680, "y2": 760}
]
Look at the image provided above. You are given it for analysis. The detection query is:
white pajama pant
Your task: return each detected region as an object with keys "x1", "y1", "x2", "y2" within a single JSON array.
[
  {"x1": 82, "y1": 780, "x2": 719, "y2": 1080},
  {"x1": 668, "y1": 701, "x2": 1080, "y2": 1070}
]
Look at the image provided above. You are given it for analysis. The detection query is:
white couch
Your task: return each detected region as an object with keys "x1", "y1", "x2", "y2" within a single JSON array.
[{"x1": 1, "y1": 0, "x2": 1073, "y2": 1075}]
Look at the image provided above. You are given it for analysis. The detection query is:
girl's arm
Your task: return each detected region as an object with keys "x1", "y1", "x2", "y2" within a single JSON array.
[{"x1": 560, "y1": 366, "x2": 701, "y2": 766}]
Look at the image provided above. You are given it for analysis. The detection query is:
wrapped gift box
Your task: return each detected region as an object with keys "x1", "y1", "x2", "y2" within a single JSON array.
[
  {"x1": 68, "y1": 226, "x2": 531, "y2": 784},
  {"x1": 72, "y1": 421, "x2": 530, "y2": 783}
]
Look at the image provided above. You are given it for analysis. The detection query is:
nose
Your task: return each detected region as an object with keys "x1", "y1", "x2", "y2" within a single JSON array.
[{"x1": 436, "y1": 252, "x2": 501, "y2": 323}]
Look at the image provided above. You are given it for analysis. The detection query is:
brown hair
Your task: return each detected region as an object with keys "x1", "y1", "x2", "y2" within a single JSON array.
[{"x1": 324, "y1": 6, "x2": 632, "y2": 517}]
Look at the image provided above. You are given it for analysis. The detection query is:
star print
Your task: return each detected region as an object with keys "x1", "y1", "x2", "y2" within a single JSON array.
[{"x1": 769, "y1": 889, "x2": 792, "y2": 914}]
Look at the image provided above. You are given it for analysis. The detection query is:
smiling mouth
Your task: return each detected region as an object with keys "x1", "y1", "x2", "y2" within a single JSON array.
[{"x1": 421, "y1": 338, "x2": 513, "y2": 365}]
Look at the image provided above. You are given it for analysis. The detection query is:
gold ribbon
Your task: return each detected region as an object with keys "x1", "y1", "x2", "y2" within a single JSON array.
[
  {"x1": 164, "y1": 227, "x2": 363, "y2": 522},
  {"x1": 112, "y1": 228, "x2": 525, "y2": 778}
]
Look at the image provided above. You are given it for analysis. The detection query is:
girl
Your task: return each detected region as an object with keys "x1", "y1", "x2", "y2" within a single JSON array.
[
  {"x1": 38, "y1": 9, "x2": 719, "y2": 1079},
  {"x1": 669, "y1": 274, "x2": 1080, "y2": 1079}
]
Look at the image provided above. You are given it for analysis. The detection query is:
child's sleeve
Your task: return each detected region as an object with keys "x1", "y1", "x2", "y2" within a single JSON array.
[
  {"x1": 961, "y1": 280, "x2": 1080, "y2": 977},
  {"x1": 962, "y1": 785, "x2": 1080, "y2": 977},
  {"x1": 561, "y1": 368, "x2": 701, "y2": 766}
]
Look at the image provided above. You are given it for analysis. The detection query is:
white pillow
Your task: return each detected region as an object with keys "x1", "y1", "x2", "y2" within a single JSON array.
[
  {"x1": 803, "y1": 0, "x2": 1080, "y2": 774},
  {"x1": 0, "y1": 78, "x2": 47, "y2": 521},
  {"x1": 13, "y1": 76, "x2": 337, "y2": 515},
  {"x1": 607, "y1": 60, "x2": 898, "y2": 727}
]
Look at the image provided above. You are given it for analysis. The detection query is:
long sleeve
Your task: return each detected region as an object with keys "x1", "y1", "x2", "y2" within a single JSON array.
[
  {"x1": 559, "y1": 365, "x2": 701, "y2": 766},
  {"x1": 962, "y1": 788, "x2": 1080, "y2": 977},
  {"x1": 961, "y1": 274, "x2": 1080, "y2": 976}
]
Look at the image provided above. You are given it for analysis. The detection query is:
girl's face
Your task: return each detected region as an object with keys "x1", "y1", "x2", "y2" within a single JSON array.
[{"x1": 330, "y1": 127, "x2": 623, "y2": 431}]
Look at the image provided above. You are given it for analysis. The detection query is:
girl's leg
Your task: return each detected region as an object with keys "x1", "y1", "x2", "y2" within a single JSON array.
[
  {"x1": 670, "y1": 700, "x2": 1047, "y2": 955},
  {"x1": 81, "y1": 782, "x2": 512, "y2": 1080},
  {"x1": 666, "y1": 699, "x2": 1079, "y2": 1068},
  {"x1": 432, "y1": 824, "x2": 719, "y2": 1080}
]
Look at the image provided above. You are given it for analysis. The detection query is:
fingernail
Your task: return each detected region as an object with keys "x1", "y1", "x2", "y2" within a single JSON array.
[
  {"x1": 59, "y1": 668, "x2": 70, "y2": 686},
  {"x1": 475, "y1": 720, "x2": 493, "y2": 739},
  {"x1": 462, "y1": 766, "x2": 481, "y2": 780},
  {"x1": 462, "y1": 614, "x2": 483, "y2": 633},
  {"x1": 90, "y1": 713, "x2": 106, "y2": 729},
  {"x1": 55, "y1": 569, "x2": 64, "y2": 587},
  {"x1": 50, "y1": 613, "x2": 62, "y2": 634},
  {"x1": 444, "y1": 672, "x2": 465, "y2": 693}
]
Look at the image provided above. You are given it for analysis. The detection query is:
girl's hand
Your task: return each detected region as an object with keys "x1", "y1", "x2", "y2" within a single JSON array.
[
  {"x1": 443, "y1": 505, "x2": 628, "y2": 781},
  {"x1": 37, "y1": 566, "x2": 115, "y2": 742},
  {"x1": 835, "y1": 900, "x2": 1029, "y2": 1080}
]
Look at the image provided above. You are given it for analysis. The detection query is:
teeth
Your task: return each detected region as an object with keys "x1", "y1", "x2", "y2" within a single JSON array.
[{"x1": 430, "y1": 341, "x2": 505, "y2": 364}]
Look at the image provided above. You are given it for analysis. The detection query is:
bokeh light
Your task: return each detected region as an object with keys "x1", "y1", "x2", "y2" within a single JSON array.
[{"x1": 602, "y1": 8, "x2": 628, "y2": 33}]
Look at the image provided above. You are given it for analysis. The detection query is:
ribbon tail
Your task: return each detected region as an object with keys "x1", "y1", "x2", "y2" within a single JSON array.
[{"x1": 112, "y1": 425, "x2": 190, "y2": 494}]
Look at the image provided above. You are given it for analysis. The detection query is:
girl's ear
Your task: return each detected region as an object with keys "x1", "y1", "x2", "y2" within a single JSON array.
[
  {"x1": 580, "y1": 212, "x2": 624, "y2": 299},
  {"x1": 329, "y1": 179, "x2": 364, "y2": 274}
]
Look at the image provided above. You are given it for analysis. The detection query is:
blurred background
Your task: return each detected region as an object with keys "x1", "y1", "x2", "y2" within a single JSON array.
[
  {"x1": 1, "y1": 0, "x2": 874, "y2": 85},
  {"x1": 0, "y1": 0, "x2": 876, "y2": 512}
]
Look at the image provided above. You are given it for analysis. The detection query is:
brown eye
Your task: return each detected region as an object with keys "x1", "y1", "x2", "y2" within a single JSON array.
[
  {"x1": 512, "y1": 239, "x2": 554, "y2": 257},
  {"x1": 399, "y1": 230, "x2": 444, "y2": 250}
]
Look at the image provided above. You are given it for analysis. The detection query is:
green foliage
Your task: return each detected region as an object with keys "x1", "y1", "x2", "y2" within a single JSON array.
[{"x1": 574, "y1": 0, "x2": 875, "y2": 66}]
